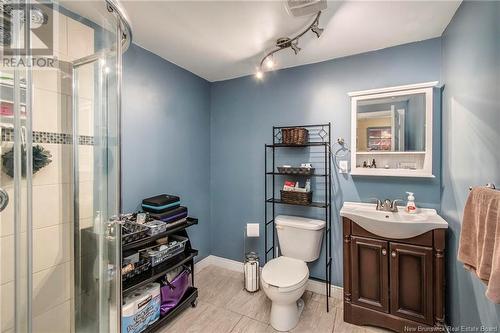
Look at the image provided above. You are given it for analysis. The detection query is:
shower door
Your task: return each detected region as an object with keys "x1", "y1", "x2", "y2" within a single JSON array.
[
  {"x1": 72, "y1": 39, "x2": 122, "y2": 333},
  {"x1": 0, "y1": 1, "x2": 131, "y2": 332},
  {"x1": 70, "y1": 1, "x2": 128, "y2": 331},
  {"x1": 0, "y1": 3, "x2": 34, "y2": 333}
]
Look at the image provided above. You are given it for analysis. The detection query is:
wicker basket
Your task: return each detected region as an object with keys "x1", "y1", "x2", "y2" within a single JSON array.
[
  {"x1": 280, "y1": 190, "x2": 312, "y2": 205},
  {"x1": 277, "y1": 166, "x2": 315, "y2": 175},
  {"x1": 281, "y1": 128, "x2": 309, "y2": 145}
]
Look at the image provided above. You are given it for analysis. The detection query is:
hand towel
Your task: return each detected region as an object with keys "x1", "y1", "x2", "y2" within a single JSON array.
[{"x1": 458, "y1": 187, "x2": 500, "y2": 303}]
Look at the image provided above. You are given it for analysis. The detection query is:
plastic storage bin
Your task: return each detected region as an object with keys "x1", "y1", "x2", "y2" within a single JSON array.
[
  {"x1": 122, "y1": 222, "x2": 149, "y2": 245},
  {"x1": 143, "y1": 220, "x2": 167, "y2": 236},
  {"x1": 122, "y1": 257, "x2": 151, "y2": 281},
  {"x1": 140, "y1": 235, "x2": 188, "y2": 267}
]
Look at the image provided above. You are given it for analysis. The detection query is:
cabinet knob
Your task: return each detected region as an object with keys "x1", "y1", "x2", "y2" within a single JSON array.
[
  {"x1": 381, "y1": 249, "x2": 387, "y2": 256},
  {"x1": 391, "y1": 251, "x2": 397, "y2": 258}
]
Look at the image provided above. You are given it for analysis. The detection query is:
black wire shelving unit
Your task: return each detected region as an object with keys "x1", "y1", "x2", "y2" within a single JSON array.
[
  {"x1": 264, "y1": 123, "x2": 333, "y2": 312},
  {"x1": 121, "y1": 217, "x2": 199, "y2": 332}
]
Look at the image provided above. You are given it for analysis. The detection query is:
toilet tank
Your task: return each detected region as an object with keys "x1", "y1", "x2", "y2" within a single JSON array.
[{"x1": 275, "y1": 215, "x2": 326, "y2": 262}]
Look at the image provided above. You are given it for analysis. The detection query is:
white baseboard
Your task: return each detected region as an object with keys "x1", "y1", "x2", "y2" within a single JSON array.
[
  {"x1": 306, "y1": 278, "x2": 344, "y2": 300},
  {"x1": 195, "y1": 255, "x2": 343, "y2": 300},
  {"x1": 194, "y1": 255, "x2": 244, "y2": 274}
]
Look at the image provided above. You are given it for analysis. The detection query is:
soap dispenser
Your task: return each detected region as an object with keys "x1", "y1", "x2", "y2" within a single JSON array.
[{"x1": 405, "y1": 192, "x2": 417, "y2": 214}]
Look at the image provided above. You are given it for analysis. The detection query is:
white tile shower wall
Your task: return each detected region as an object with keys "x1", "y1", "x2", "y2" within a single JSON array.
[
  {"x1": 0, "y1": 235, "x2": 14, "y2": 284},
  {"x1": 67, "y1": 17, "x2": 95, "y2": 61},
  {"x1": 77, "y1": 97, "x2": 94, "y2": 137},
  {"x1": 32, "y1": 300, "x2": 72, "y2": 333},
  {"x1": 0, "y1": 12, "x2": 94, "y2": 333},
  {"x1": 32, "y1": 261, "x2": 71, "y2": 316},
  {"x1": 32, "y1": 87, "x2": 71, "y2": 134},
  {"x1": 1, "y1": 281, "x2": 14, "y2": 332}
]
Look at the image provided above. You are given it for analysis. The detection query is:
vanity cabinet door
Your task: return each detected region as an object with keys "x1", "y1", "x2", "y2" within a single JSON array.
[
  {"x1": 389, "y1": 242, "x2": 433, "y2": 325},
  {"x1": 351, "y1": 237, "x2": 389, "y2": 313}
]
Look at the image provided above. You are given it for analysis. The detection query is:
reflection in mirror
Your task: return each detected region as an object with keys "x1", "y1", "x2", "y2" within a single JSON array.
[{"x1": 356, "y1": 93, "x2": 426, "y2": 152}]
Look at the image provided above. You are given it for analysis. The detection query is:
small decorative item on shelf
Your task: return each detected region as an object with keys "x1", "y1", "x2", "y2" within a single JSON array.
[
  {"x1": 281, "y1": 127, "x2": 309, "y2": 145},
  {"x1": 398, "y1": 161, "x2": 417, "y2": 170},
  {"x1": 136, "y1": 212, "x2": 147, "y2": 224},
  {"x1": 277, "y1": 166, "x2": 315, "y2": 175}
]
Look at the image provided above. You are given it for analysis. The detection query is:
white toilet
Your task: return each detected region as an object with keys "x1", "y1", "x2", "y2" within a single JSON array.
[{"x1": 261, "y1": 215, "x2": 326, "y2": 331}]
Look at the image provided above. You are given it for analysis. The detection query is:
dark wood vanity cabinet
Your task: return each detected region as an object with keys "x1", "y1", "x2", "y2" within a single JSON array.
[
  {"x1": 390, "y1": 242, "x2": 434, "y2": 325},
  {"x1": 343, "y1": 218, "x2": 445, "y2": 332},
  {"x1": 351, "y1": 237, "x2": 389, "y2": 313}
]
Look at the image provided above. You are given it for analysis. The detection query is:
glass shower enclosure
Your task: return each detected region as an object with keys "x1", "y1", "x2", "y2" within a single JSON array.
[{"x1": 0, "y1": 1, "x2": 131, "y2": 332}]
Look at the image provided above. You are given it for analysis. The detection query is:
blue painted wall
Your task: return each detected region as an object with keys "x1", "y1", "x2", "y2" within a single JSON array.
[
  {"x1": 210, "y1": 38, "x2": 442, "y2": 285},
  {"x1": 441, "y1": 1, "x2": 500, "y2": 327},
  {"x1": 120, "y1": 4, "x2": 500, "y2": 326},
  {"x1": 121, "y1": 44, "x2": 212, "y2": 260}
]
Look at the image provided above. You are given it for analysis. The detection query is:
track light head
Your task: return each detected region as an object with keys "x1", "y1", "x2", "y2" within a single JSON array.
[
  {"x1": 264, "y1": 57, "x2": 275, "y2": 69},
  {"x1": 255, "y1": 69, "x2": 264, "y2": 80},
  {"x1": 311, "y1": 24, "x2": 323, "y2": 38},
  {"x1": 291, "y1": 41, "x2": 301, "y2": 55}
]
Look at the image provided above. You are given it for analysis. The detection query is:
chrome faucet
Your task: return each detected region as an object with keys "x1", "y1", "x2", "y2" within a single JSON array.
[{"x1": 371, "y1": 198, "x2": 402, "y2": 212}]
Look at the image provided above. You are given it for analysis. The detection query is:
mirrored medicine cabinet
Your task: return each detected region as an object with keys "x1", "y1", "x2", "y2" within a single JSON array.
[{"x1": 349, "y1": 82, "x2": 438, "y2": 178}]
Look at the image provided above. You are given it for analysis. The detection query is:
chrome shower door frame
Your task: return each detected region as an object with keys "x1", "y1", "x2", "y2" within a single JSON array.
[
  {"x1": 0, "y1": 2, "x2": 34, "y2": 332},
  {"x1": 71, "y1": 7, "x2": 126, "y2": 333}
]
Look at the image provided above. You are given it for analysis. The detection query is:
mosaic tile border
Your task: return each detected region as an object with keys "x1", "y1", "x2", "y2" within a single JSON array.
[{"x1": 1, "y1": 128, "x2": 94, "y2": 146}]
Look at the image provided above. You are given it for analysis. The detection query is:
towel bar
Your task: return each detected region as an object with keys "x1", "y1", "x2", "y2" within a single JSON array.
[{"x1": 469, "y1": 183, "x2": 496, "y2": 191}]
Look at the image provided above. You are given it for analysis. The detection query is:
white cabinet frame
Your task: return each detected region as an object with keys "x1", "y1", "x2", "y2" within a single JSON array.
[{"x1": 348, "y1": 82, "x2": 438, "y2": 178}]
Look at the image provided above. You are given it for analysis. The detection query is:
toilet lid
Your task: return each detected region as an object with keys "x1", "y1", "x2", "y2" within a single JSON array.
[{"x1": 262, "y1": 257, "x2": 308, "y2": 288}]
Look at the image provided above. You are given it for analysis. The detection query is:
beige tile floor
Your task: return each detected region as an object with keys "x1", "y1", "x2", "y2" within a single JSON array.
[{"x1": 160, "y1": 265, "x2": 392, "y2": 333}]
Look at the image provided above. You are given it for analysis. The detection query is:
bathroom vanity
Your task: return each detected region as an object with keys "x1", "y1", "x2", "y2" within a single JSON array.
[{"x1": 340, "y1": 202, "x2": 447, "y2": 332}]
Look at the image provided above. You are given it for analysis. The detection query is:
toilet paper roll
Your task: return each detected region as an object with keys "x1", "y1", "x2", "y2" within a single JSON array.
[
  {"x1": 122, "y1": 296, "x2": 136, "y2": 317},
  {"x1": 246, "y1": 223, "x2": 260, "y2": 237}
]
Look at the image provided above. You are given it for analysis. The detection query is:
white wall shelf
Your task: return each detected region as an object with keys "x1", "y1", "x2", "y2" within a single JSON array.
[
  {"x1": 351, "y1": 168, "x2": 435, "y2": 178},
  {"x1": 355, "y1": 151, "x2": 426, "y2": 155}
]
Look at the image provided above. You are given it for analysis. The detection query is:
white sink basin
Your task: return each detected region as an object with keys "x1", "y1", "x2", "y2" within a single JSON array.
[{"x1": 340, "y1": 201, "x2": 448, "y2": 239}]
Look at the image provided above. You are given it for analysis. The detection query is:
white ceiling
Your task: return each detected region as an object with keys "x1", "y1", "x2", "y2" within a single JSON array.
[{"x1": 72, "y1": 0, "x2": 462, "y2": 82}]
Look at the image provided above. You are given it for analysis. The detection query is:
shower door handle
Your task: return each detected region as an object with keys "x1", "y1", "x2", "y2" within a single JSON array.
[{"x1": 0, "y1": 188, "x2": 9, "y2": 212}]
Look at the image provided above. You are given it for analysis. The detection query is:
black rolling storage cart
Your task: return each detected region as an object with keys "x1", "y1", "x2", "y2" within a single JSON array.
[{"x1": 121, "y1": 217, "x2": 199, "y2": 332}]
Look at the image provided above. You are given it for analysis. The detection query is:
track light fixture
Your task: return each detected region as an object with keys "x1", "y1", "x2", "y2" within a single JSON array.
[
  {"x1": 311, "y1": 24, "x2": 323, "y2": 38},
  {"x1": 255, "y1": 11, "x2": 323, "y2": 80},
  {"x1": 255, "y1": 69, "x2": 264, "y2": 80},
  {"x1": 291, "y1": 40, "x2": 301, "y2": 55},
  {"x1": 264, "y1": 56, "x2": 275, "y2": 69}
]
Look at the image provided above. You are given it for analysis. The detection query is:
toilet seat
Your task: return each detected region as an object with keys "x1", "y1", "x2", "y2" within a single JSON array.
[{"x1": 262, "y1": 256, "x2": 309, "y2": 292}]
